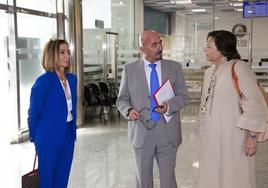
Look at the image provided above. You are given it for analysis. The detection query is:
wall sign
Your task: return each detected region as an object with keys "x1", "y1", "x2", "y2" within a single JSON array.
[
  {"x1": 232, "y1": 23, "x2": 248, "y2": 47},
  {"x1": 95, "y1": 20, "x2": 104, "y2": 29},
  {"x1": 232, "y1": 23, "x2": 247, "y2": 38}
]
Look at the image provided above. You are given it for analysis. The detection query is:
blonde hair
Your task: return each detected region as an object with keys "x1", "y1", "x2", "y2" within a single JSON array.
[{"x1": 41, "y1": 39, "x2": 71, "y2": 73}]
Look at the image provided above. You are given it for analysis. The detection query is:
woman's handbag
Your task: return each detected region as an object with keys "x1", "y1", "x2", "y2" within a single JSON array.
[
  {"x1": 21, "y1": 154, "x2": 39, "y2": 188},
  {"x1": 232, "y1": 62, "x2": 268, "y2": 142}
]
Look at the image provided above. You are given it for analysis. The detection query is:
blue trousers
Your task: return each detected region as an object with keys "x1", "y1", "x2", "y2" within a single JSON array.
[{"x1": 35, "y1": 125, "x2": 75, "y2": 188}]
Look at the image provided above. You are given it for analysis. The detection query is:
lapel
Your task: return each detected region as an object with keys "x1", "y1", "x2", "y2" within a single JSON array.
[
  {"x1": 66, "y1": 73, "x2": 72, "y2": 92},
  {"x1": 66, "y1": 73, "x2": 76, "y2": 105},
  {"x1": 54, "y1": 73, "x2": 65, "y2": 97},
  {"x1": 161, "y1": 59, "x2": 168, "y2": 84},
  {"x1": 138, "y1": 59, "x2": 150, "y2": 97},
  {"x1": 52, "y1": 72, "x2": 68, "y2": 109},
  {"x1": 67, "y1": 74, "x2": 77, "y2": 117}
]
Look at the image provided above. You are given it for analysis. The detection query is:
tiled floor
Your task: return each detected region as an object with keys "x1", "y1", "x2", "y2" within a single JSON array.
[{"x1": 1, "y1": 103, "x2": 268, "y2": 188}]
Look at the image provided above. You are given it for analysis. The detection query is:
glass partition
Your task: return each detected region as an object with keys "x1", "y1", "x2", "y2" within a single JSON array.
[
  {"x1": 171, "y1": 2, "x2": 268, "y2": 102},
  {"x1": 215, "y1": 12, "x2": 268, "y2": 68},
  {"x1": 64, "y1": 0, "x2": 70, "y2": 40},
  {"x1": 82, "y1": 0, "x2": 137, "y2": 84},
  {"x1": 16, "y1": 0, "x2": 56, "y2": 13},
  {"x1": 0, "y1": 0, "x2": 70, "y2": 139},
  {"x1": 173, "y1": 4, "x2": 268, "y2": 68},
  {"x1": 3, "y1": 0, "x2": 12, "y2": 5},
  {"x1": 83, "y1": 29, "x2": 104, "y2": 83},
  {"x1": 17, "y1": 13, "x2": 57, "y2": 131},
  {"x1": 0, "y1": 9, "x2": 16, "y2": 140},
  {"x1": 104, "y1": 32, "x2": 118, "y2": 83}
]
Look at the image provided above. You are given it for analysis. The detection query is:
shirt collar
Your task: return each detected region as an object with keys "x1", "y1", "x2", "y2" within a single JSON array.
[{"x1": 143, "y1": 58, "x2": 161, "y2": 68}]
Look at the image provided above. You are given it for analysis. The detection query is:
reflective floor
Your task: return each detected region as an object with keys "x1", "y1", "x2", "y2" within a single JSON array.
[{"x1": 1, "y1": 103, "x2": 268, "y2": 188}]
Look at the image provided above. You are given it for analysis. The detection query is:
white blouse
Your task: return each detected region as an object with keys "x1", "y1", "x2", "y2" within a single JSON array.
[{"x1": 60, "y1": 80, "x2": 73, "y2": 123}]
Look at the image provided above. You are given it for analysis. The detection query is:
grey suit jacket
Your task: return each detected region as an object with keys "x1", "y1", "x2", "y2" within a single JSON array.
[{"x1": 116, "y1": 59, "x2": 188, "y2": 148}]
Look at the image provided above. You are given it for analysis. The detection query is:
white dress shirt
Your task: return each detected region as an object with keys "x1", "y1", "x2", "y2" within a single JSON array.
[{"x1": 143, "y1": 58, "x2": 162, "y2": 92}]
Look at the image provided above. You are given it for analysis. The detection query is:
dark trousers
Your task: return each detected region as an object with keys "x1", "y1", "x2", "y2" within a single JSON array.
[{"x1": 35, "y1": 124, "x2": 74, "y2": 188}]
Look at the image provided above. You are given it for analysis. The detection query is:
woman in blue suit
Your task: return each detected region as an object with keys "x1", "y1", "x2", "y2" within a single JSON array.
[{"x1": 28, "y1": 39, "x2": 77, "y2": 188}]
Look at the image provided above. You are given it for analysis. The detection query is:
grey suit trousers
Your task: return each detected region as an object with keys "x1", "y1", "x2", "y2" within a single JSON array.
[{"x1": 133, "y1": 121, "x2": 178, "y2": 188}]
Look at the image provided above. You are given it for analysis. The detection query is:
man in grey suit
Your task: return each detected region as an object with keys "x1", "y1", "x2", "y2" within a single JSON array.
[{"x1": 116, "y1": 30, "x2": 188, "y2": 188}]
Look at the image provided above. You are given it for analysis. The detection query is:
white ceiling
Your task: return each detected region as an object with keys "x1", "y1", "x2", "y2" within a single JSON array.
[{"x1": 144, "y1": 0, "x2": 245, "y2": 15}]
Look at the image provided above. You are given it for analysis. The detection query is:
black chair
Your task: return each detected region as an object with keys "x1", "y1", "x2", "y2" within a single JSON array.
[
  {"x1": 89, "y1": 83, "x2": 110, "y2": 106},
  {"x1": 84, "y1": 85, "x2": 94, "y2": 121},
  {"x1": 98, "y1": 82, "x2": 117, "y2": 105},
  {"x1": 84, "y1": 85, "x2": 103, "y2": 121},
  {"x1": 88, "y1": 83, "x2": 113, "y2": 120},
  {"x1": 98, "y1": 82, "x2": 120, "y2": 118}
]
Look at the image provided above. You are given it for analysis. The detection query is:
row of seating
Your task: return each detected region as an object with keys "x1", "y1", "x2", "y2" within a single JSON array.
[{"x1": 84, "y1": 82, "x2": 118, "y2": 121}]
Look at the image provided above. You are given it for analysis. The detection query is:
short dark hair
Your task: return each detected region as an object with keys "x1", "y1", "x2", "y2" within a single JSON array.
[{"x1": 207, "y1": 30, "x2": 241, "y2": 61}]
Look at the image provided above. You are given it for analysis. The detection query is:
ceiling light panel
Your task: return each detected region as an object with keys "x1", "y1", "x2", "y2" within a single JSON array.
[
  {"x1": 235, "y1": 8, "x2": 243, "y2": 12},
  {"x1": 192, "y1": 8, "x2": 207, "y2": 12},
  {"x1": 176, "y1": 0, "x2": 192, "y2": 4},
  {"x1": 164, "y1": 4, "x2": 185, "y2": 8},
  {"x1": 232, "y1": 2, "x2": 243, "y2": 7}
]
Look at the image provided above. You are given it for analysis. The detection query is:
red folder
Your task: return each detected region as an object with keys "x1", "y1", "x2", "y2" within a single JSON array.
[{"x1": 153, "y1": 78, "x2": 175, "y2": 123}]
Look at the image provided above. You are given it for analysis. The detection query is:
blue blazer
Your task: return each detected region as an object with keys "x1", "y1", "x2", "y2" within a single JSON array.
[{"x1": 28, "y1": 71, "x2": 77, "y2": 147}]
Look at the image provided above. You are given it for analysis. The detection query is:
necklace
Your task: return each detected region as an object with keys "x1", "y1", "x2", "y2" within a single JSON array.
[{"x1": 201, "y1": 66, "x2": 217, "y2": 114}]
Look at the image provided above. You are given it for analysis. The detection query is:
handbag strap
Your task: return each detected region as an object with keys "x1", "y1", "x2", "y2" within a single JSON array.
[
  {"x1": 231, "y1": 61, "x2": 245, "y2": 100},
  {"x1": 33, "y1": 153, "x2": 37, "y2": 170}
]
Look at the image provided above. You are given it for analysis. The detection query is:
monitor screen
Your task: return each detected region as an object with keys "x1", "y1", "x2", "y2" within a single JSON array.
[{"x1": 243, "y1": 1, "x2": 268, "y2": 18}]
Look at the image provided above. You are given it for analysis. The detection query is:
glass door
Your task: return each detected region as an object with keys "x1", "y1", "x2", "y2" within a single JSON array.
[
  {"x1": 17, "y1": 12, "x2": 57, "y2": 132},
  {"x1": 104, "y1": 32, "x2": 118, "y2": 83},
  {"x1": 0, "y1": 0, "x2": 62, "y2": 141},
  {"x1": 0, "y1": 7, "x2": 15, "y2": 142}
]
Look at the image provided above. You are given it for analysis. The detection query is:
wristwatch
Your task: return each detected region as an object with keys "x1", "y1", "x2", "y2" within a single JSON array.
[{"x1": 248, "y1": 131, "x2": 257, "y2": 139}]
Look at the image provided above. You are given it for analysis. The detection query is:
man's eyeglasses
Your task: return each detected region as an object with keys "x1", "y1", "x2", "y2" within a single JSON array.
[{"x1": 137, "y1": 107, "x2": 157, "y2": 130}]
